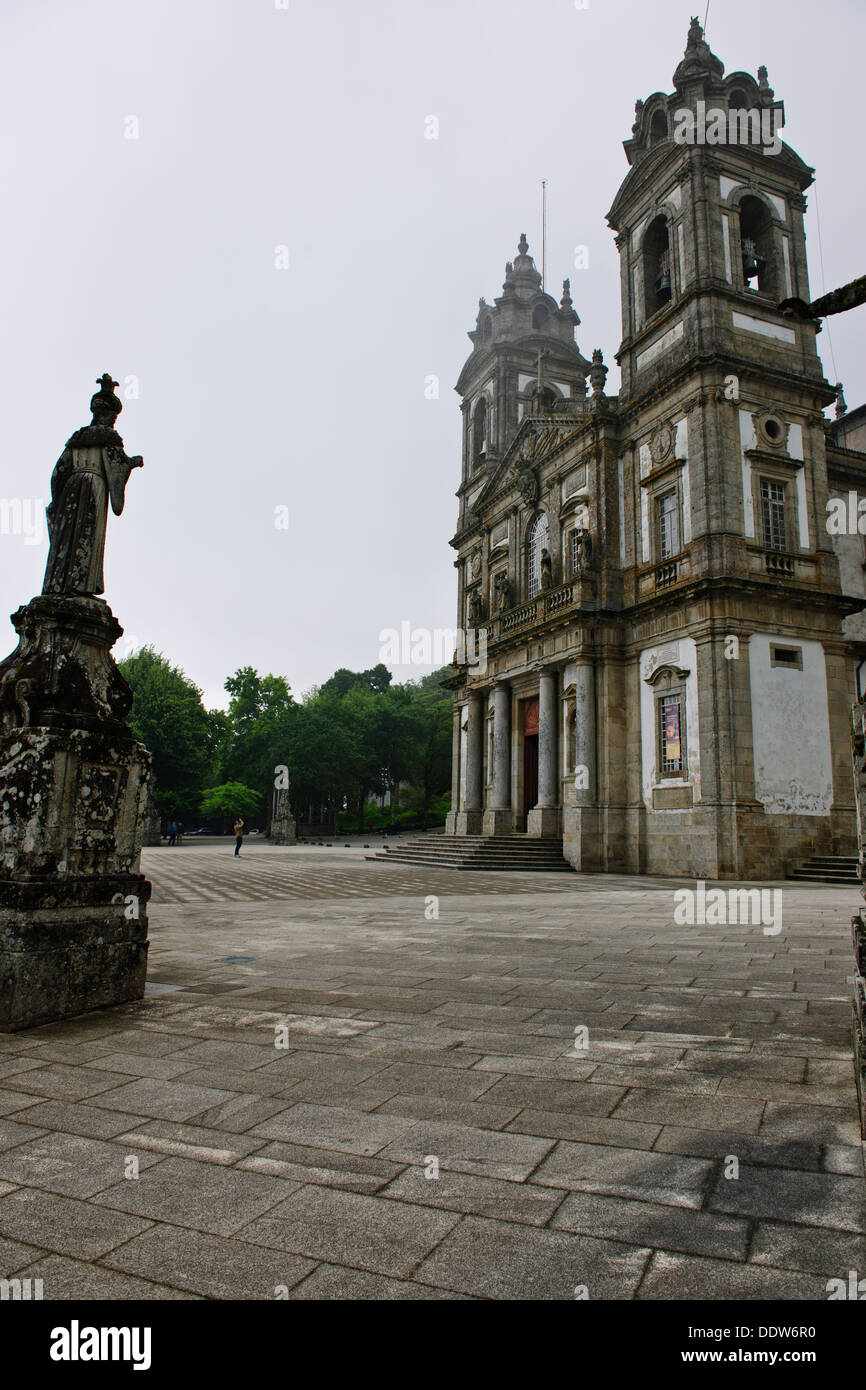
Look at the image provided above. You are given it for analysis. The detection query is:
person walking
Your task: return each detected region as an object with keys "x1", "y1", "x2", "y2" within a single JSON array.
[
  {"x1": 168, "y1": 821, "x2": 177, "y2": 847},
  {"x1": 233, "y1": 818, "x2": 244, "y2": 856},
  {"x1": 177, "y1": 822, "x2": 184, "y2": 846}
]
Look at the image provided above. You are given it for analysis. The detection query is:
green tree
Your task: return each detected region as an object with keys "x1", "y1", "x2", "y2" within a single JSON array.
[
  {"x1": 200, "y1": 782, "x2": 262, "y2": 834},
  {"x1": 220, "y1": 667, "x2": 295, "y2": 824},
  {"x1": 119, "y1": 647, "x2": 222, "y2": 823}
]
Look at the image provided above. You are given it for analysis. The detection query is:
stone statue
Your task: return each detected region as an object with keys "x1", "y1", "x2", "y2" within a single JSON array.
[
  {"x1": 540, "y1": 548, "x2": 553, "y2": 589},
  {"x1": 494, "y1": 572, "x2": 512, "y2": 613},
  {"x1": 466, "y1": 588, "x2": 484, "y2": 627},
  {"x1": 42, "y1": 375, "x2": 143, "y2": 598},
  {"x1": 573, "y1": 527, "x2": 593, "y2": 577},
  {"x1": 0, "y1": 374, "x2": 152, "y2": 1030}
]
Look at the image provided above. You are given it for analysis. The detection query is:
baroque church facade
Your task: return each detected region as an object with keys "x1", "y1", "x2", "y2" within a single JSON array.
[{"x1": 444, "y1": 19, "x2": 866, "y2": 879}]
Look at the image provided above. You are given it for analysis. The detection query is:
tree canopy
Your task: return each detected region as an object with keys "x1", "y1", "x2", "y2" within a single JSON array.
[
  {"x1": 119, "y1": 646, "x2": 225, "y2": 822},
  {"x1": 121, "y1": 648, "x2": 452, "y2": 835}
]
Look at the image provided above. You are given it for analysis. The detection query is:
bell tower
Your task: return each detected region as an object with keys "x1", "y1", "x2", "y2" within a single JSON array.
[
  {"x1": 454, "y1": 234, "x2": 591, "y2": 533},
  {"x1": 602, "y1": 17, "x2": 854, "y2": 879}
]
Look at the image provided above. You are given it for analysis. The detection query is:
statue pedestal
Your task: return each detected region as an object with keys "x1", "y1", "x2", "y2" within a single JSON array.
[
  {"x1": 270, "y1": 789, "x2": 297, "y2": 845},
  {"x1": 0, "y1": 596, "x2": 151, "y2": 1031}
]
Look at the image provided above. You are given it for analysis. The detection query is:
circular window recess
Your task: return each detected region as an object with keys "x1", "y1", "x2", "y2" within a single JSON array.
[{"x1": 760, "y1": 415, "x2": 785, "y2": 446}]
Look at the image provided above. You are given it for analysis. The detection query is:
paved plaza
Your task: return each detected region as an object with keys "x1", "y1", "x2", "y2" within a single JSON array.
[{"x1": 0, "y1": 841, "x2": 864, "y2": 1301}]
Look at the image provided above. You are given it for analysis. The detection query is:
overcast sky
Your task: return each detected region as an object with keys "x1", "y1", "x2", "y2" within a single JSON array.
[{"x1": 2, "y1": 0, "x2": 864, "y2": 709}]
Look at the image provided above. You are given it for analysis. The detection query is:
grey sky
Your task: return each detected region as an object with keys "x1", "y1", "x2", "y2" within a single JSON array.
[{"x1": 2, "y1": 0, "x2": 863, "y2": 709}]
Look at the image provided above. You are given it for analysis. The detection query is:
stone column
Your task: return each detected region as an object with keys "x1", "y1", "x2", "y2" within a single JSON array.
[
  {"x1": 445, "y1": 705, "x2": 461, "y2": 834},
  {"x1": 562, "y1": 653, "x2": 603, "y2": 872},
  {"x1": 483, "y1": 684, "x2": 512, "y2": 836},
  {"x1": 574, "y1": 661, "x2": 596, "y2": 804},
  {"x1": 529, "y1": 669, "x2": 560, "y2": 836},
  {"x1": 455, "y1": 694, "x2": 483, "y2": 835}
]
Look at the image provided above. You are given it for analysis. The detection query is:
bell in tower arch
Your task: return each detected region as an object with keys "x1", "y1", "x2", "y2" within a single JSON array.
[
  {"x1": 741, "y1": 236, "x2": 761, "y2": 284},
  {"x1": 655, "y1": 248, "x2": 671, "y2": 303}
]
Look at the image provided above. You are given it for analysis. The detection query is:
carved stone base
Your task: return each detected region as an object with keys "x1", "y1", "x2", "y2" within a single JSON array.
[
  {"x1": 527, "y1": 805, "x2": 561, "y2": 837},
  {"x1": 482, "y1": 808, "x2": 514, "y2": 837},
  {"x1": 0, "y1": 647, "x2": 152, "y2": 1028},
  {"x1": 0, "y1": 882, "x2": 149, "y2": 1031},
  {"x1": 453, "y1": 810, "x2": 483, "y2": 836}
]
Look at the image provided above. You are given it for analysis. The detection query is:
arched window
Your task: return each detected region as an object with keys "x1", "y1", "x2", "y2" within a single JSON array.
[
  {"x1": 738, "y1": 195, "x2": 776, "y2": 296},
  {"x1": 526, "y1": 513, "x2": 549, "y2": 599},
  {"x1": 472, "y1": 398, "x2": 488, "y2": 470},
  {"x1": 649, "y1": 110, "x2": 668, "y2": 144},
  {"x1": 532, "y1": 304, "x2": 549, "y2": 330},
  {"x1": 729, "y1": 87, "x2": 748, "y2": 111},
  {"x1": 643, "y1": 215, "x2": 672, "y2": 316}
]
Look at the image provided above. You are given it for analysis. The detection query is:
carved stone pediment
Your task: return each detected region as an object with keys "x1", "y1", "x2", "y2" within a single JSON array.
[{"x1": 644, "y1": 663, "x2": 690, "y2": 688}]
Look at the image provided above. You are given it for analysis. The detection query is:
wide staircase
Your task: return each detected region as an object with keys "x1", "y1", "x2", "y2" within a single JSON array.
[
  {"x1": 788, "y1": 855, "x2": 860, "y2": 885},
  {"x1": 368, "y1": 833, "x2": 572, "y2": 873}
]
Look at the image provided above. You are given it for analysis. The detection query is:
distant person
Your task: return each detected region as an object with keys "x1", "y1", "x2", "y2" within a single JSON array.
[
  {"x1": 233, "y1": 818, "x2": 244, "y2": 856},
  {"x1": 177, "y1": 822, "x2": 184, "y2": 846},
  {"x1": 168, "y1": 821, "x2": 177, "y2": 847}
]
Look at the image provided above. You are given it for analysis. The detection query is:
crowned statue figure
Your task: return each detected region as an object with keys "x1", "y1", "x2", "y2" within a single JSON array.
[{"x1": 42, "y1": 374, "x2": 143, "y2": 597}]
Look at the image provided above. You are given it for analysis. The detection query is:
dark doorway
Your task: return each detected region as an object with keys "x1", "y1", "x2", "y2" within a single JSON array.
[
  {"x1": 523, "y1": 735, "x2": 539, "y2": 827},
  {"x1": 521, "y1": 696, "x2": 540, "y2": 828}
]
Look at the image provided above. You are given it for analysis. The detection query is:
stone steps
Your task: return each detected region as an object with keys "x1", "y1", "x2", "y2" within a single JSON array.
[
  {"x1": 788, "y1": 855, "x2": 860, "y2": 884},
  {"x1": 367, "y1": 835, "x2": 572, "y2": 873}
]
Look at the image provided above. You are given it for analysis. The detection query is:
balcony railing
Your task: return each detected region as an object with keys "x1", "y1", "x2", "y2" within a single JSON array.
[
  {"x1": 764, "y1": 551, "x2": 795, "y2": 578},
  {"x1": 493, "y1": 580, "x2": 580, "y2": 639},
  {"x1": 655, "y1": 560, "x2": 678, "y2": 588}
]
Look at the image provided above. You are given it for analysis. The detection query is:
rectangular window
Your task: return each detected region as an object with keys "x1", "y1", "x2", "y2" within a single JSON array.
[
  {"x1": 569, "y1": 529, "x2": 579, "y2": 574},
  {"x1": 770, "y1": 644, "x2": 803, "y2": 670},
  {"x1": 760, "y1": 479, "x2": 787, "y2": 551},
  {"x1": 659, "y1": 694, "x2": 684, "y2": 776},
  {"x1": 657, "y1": 490, "x2": 680, "y2": 560}
]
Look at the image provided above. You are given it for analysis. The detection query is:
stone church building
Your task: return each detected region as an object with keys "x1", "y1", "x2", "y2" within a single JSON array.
[{"x1": 443, "y1": 20, "x2": 866, "y2": 879}]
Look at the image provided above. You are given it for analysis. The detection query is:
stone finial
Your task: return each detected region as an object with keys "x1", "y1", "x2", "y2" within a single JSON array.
[
  {"x1": 632, "y1": 98, "x2": 644, "y2": 135},
  {"x1": 90, "y1": 374, "x2": 122, "y2": 430},
  {"x1": 518, "y1": 232, "x2": 529, "y2": 257},
  {"x1": 560, "y1": 278, "x2": 573, "y2": 309},
  {"x1": 674, "y1": 14, "x2": 724, "y2": 83},
  {"x1": 835, "y1": 383, "x2": 848, "y2": 419},
  {"x1": 590, "y1": 347, "x2": 608, "y2": 397},
  {"x1": 757, "y1": 65, "x2": 775, "y2": 104}
]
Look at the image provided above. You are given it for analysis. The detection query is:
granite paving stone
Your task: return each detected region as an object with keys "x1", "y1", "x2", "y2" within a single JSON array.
[
  {"x1": 413, "y1": 1214, "x2": 652, "y2": 1300},
  {"x1": 635, "y1": 1250, "x2": 823, "y2": 1300},
  {"x1": 748, "y1": 1220, "x2": 866, "y2": 1277},
  {"x1": 0, "y1": 1188, "x2": 154, "y2": 1259},
  {"x1": 238, "y1": 1185, "x2": 460, "y2": 1277},
  {"x1": 551, "y1": 1190, "x2": 750, "y2": 1260},
  {"x1": 248, "y1": 1101, "x2": 416, "y2": 1155},
  {"x1": 0, "y1": 845, "x2": 859, "y2": 1301},
  {"x1": 102, "y1": 1224, "x2": 316, "y2": 1300},
  {"x1": 531, "y1": 1140, "x2": 714, "y2": 1208},
  {"x1": 379, "y1": 1120, "x2": 555, "y2": 1181},
  {"x1": 15, "y1": 1254, "x2": 200, "y2": 1300},
  {"x1": 707, "y1": 1163, "x2": 866, "y2": 1232},
  {"x1": 0, "y1": 1131, "x2": 163, "y2": 1198},
  {"x1": 91, "y1": 1155, "x2": 296, "y2": 1235},
  {"x1": 382, "y1": 1166, "x2": 568, "y2": 1225}
]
